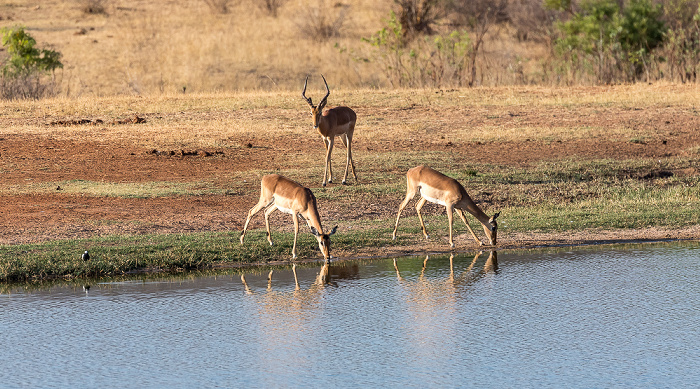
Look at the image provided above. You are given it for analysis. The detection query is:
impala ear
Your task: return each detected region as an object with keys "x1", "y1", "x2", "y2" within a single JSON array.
[
  {"x1": 491, "y1": 212, "x2": 501, "y2": 221},
  {"x1": 310, "y1": 226, "x2": 320, "y2": 237},
  {"x1": 329, "y1": 225, "x2": 338, "y2": 235}
]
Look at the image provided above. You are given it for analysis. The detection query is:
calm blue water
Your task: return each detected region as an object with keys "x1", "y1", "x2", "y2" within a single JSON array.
[{"x1": 2, "y1": 243, "x2": 699, "y2": 388}]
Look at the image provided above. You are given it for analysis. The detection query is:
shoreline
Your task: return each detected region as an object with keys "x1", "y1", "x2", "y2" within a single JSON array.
[{"x1": 3, "y1": 226, "x2": 697, "y2": 285}]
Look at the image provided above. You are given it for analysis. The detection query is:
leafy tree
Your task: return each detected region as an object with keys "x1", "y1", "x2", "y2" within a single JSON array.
[
  {"x1": 552, "y1": 0, "x2": 667, "y2": 83},
  {"x1": 362, "y1": 12, "x2": 475, "y2": 87},
  {"x1": 618, "y1": 0, "x2": 666, "y2": 79},
  {"x1": 1, "y1": 26, "x2": 63, "y2": 99},
  {"x1": 1, "y1": 26, "x2": 62, "y2": 77}
]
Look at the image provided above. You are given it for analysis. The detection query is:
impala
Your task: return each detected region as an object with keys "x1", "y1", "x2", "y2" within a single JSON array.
[
  {"x1": 302, "y1": 74, "x2": 358, "y2": 186},
  {"x1": 240, "y1": 174, "x2": 337, "y2": 262},
  {"x1": 392, "y1": 165, "x2": 500, "y2": 247}
]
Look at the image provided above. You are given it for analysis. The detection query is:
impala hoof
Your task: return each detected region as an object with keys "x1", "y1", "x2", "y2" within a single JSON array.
[
  {"x1": 322, "y1": 182, "x2": 327, "y2": 187},
  {"x1": 341, "y1": 180, "x2": 347, "y2": 185}
]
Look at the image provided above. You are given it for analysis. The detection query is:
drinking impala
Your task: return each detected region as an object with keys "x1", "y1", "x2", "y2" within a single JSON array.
[
  {"x1": 240, "y1": 174, "x2": 337, "y2": 262},
  {"x1": 393, "y1": 165, "x2": 500, "y2": 247}
]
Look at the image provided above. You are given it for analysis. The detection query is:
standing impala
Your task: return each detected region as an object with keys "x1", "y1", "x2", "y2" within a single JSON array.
[
  {"x1": 392, "y1": 165, "x2": 500, "y2": 247},
  {"x1": 240, "y1": 174, "x2": 337, "y2": 262},
  {"x1": 302, "y1": 75, "x2": 358, "y2": 187}
]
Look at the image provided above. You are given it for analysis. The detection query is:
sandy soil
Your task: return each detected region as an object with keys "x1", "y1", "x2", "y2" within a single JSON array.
[{"x1": 1, "y1": 102, "x2": 699, "y2": 257}]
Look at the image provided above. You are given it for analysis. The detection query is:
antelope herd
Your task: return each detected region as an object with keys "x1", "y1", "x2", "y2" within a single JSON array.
[{"x1": 240, "y1": 75, "x2": 500, "y2": 262}]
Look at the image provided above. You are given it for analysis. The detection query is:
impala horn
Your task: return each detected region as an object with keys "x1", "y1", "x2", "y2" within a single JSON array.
[
  {"x1": 319, "y1": 74, "x2": 331, "y2": 109},
  {"x1": 302, "y1": 75, "x2": 313, "y2": 107}
]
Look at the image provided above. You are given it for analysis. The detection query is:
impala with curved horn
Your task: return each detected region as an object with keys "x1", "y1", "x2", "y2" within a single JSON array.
[
  {"x1": 392, "y1": 165, "x2": 500, "y2": 247},
  {"x1": 240, "y1": 174, "x2": 337, "y2": 262},
  {"x1": 302, "y1": 75, "x2": 358, "y2": 187}
]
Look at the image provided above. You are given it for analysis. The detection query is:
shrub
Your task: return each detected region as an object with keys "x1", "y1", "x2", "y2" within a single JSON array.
[
  {"x1": 78, "y1": 0, "x2": 108, "y2": 15},
  {"x1": 552, "y1": 0, "x2": 667, "y2": 84},
  {"x1": 1, "y1": 26, "x2": 63, "y2": 100},
  {"x1": 296, "y1": 1, "x2": 349, "y2": 42},
  {"x1": 259, "y1": 0, "x2": 287, "y2": 18},
  {"x1": 362, "y1": 12, "x2": 474, "y2": 87},
  {"x1": 662, "y1": 1, "x2": 700, "y2": 82},
  {"x1": 203, "y1": 0, "x2": 234, "y2": 14},
  {"x1": 393, "y1": 0, "x2": 440, "y2": 42}
]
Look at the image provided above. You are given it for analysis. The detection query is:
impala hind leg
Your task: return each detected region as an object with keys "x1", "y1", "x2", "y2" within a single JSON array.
[
  {"x1": 263, "y1": 205, "x2": 278, "y2": 246},
  {"x1": 392, "y1": 189, "x2": 417, "y2": 240},
  {"x1": 456, "y1": 209, "x2": 483, "y2": 245},
  {"x1": 341, "y1": 133, "x2": 358, "y2": 185},
  {"x1": 240, "y1": 197, "x2": 274, "y2": 244},
  {"x1": 415, "y1": 197, "x2": 429, "y2": 240},
  {"x1": 291, "y1": 212, "x2": 300, "y2": 259}
]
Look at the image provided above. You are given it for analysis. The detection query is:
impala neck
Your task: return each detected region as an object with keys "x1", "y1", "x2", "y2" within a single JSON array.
[
  {"x1": 304, "y1": 197, "x2": 326, "y2": 234},
  {"x1": 472, "y1": 208, "x2": 492, "y2": 228},
  {"x1": 459, "y1": 199, "x2": 491, "y2": 228},
  {"x1": 315, "y1": 114, "x2": 331, "y2": 137}
]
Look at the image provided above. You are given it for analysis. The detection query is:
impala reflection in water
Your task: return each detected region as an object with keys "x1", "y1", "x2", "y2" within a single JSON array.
[{"x1": 391, "y1": 251, "x2": 498, "y2": 359}]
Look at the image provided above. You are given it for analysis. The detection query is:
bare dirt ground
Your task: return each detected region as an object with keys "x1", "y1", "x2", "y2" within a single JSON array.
[{"x1": 1, "y1": 102, "x2": 700, "y2": 257}]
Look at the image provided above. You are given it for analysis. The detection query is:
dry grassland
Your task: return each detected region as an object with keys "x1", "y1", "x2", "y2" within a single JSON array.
[
  {"x1": 2, "y1": 0, "x2": 391, "y2": 94},
  {"x1": 2, "y1": 0, "x2": 550, "y2": 95}
]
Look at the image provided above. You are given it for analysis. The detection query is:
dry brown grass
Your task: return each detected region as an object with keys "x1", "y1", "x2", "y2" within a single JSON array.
[
  {"x1": 1, "y1": 0, "x2": 392, "y2": 95},
  {"x1": 1, "y1": 0, "x2": 561, "y2": 96}
]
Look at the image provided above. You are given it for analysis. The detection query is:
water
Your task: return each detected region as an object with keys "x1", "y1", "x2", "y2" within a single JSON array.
[{"x1": 2, "y1": 243, "x2": 699, "y2": 388}]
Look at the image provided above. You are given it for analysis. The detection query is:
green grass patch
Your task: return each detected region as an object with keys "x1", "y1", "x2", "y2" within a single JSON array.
[{"x1": 0, "y1": 222, "x2": 420, "y2": 282}]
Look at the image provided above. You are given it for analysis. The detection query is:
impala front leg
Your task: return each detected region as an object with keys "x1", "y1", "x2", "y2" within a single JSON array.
[
  {"x1": 323, "y1": 137, "x2": 335, "y2": 186},
  {"x1": 456, "y1": 208, "x2": 483, "y2": 246}
]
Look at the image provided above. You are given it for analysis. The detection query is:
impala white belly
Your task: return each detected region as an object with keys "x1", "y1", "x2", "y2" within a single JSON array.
[
  {"x1": 420, "y1": 187, "x2": 448, "y2": 207},
  {"x1": 276, "y1": 205, "x2": 296, "y2": 215}
]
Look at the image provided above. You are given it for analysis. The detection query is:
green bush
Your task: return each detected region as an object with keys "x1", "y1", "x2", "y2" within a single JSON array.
[
  {"x1": 1, "y1": 26, "x2": 63, "y2": 99},
  {"x1": 552, "y1": 0, "x2": 667, "y2": 84},
  {"x1": 361, "y1": 12, "x2": 474, "y2": 87}
]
